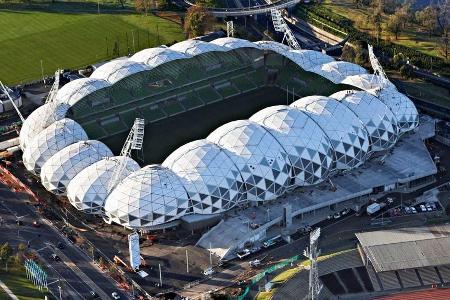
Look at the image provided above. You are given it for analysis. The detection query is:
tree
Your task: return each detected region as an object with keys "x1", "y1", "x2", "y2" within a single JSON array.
[
  {"x1": 117, "y1": 0, "x2": 126, "y2": 9},
  {"x1": 386, "y1": 14, "x2": 402, "y2": 39},
  {"x1": 135, "y1": 0, "x2": 152, "y2": 15},
  {"x1": 17, "y1": 243, "x2": 27, "y2": 252},
  {"x1": 0, "y1": 243, "x2": 12, "y2": 268},
  {"x1": 400, "y1": 64, "x2": 414, "y2": 79},
  {"x1": 156, "y1": 0, "x2": 168, "y2": 9},
  {"x1": 341, "y1": 44, "x2": 356, "y2": 63},
  {"x1": 184, "y1": 5, "x2": 213, "y2": 38},
  {"x1": 437, "y1": 0, "x2": 450, "y2": 59},
  {"x1": 415, "y1": 6, "x2": 438, "y2": 37}
]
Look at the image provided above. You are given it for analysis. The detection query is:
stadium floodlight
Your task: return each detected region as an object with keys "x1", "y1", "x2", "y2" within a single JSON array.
[
  {"x1": 226, "y1": 21, "x2": 234, "y2": 37},
  {"x1": 270, "y1": 9, "x2": 301, "y2": 50},
  {"x1": 310, "y1": 227, "x2": 320, "y2": 243},
  {"x1": 0, "y1": 81, "x2": 24, "y2": 122},
  {"x1": 303, "y1": 227, "x2": 322, "y2": 300},
  {"x1": 45, "y1": 69, "x2": 62, "y2": 104},
  {"x1": 107, "y1": 118, "x2": 145, "y2": 194},
  {"x1": 368, "y1": 45, "x2": 390, "y2": 89}
]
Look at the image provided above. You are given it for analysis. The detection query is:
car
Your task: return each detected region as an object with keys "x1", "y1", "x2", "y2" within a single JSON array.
[
  {"x1": 57, "y1": 242, "x2": 65, "y2": 249},
  {"x1": 111, "y1": 292, "x2": 120, "y2": 299},
  {"x1": 430, "y1": 203, "x2": 437, "y2": 210},
  {"x1": 420, "y1": 204, "x2": 427, "y2": 212},
  {"x1": 32, "y1": 221, "x2": 40, "y2": 227},
  {"x1": 50, "y1": 254, "x2": 60, "y2": 261},
  {"x1": 237, "y1": 248, "x2": 251, "y2": 259},
  {"x1": 327, "y1": 214, "x2": 333, "y2": 220},
  {"x1": 341, "y1": 208, "x2": 351, "y2": 215},
  {"x1": 387, "y1": 197, "x2": 394, "y2": 205},
  {"x1": 425, "y1": 204, "x2": 432, "y2": 212},
  {"x1": 249, "y1": 259, "x2": 261, "y2": 267},
  {"x1": 333, "y1": 212, "x2": 341, "y2": 219},
  {"x1": 203, "y1": 267, "x2": 215, "y2": 276},
  {"x1": 89, "y1": 291, "x2": 99, "y2": 299},
  {"x1": 411, "y1": 207, "x2": 417, "y2": 214},
  {"x1": 237, "y1": 279, "x2": 248, "y2": 286},
  {"x1": 404, "y1": 206, "x2": 411, "y2": 214}
]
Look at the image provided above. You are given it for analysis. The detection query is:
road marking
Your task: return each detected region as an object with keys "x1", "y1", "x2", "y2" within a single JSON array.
[
  {"x1": 55, "y1": 250, "x2": 112, "y2": 300},
  {"x1": 0, "y1": 280, "x2": 19, "y2": 300}
]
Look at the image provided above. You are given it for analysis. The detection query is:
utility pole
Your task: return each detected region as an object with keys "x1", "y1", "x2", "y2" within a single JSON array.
[
  {"x1": 40, "y1": 60, "x2": 45, "y2": 85},
  {"x1": 209, "y1": 243, "x2": 213, "y2": 267},
  {"x1": 158, "y1": 264, "x2": 162, "y2": 287},
  {"x1": 186, "y1": 249, "x2": 189, "y2": 273},
  {"x1": 304, "y1": 228, "x2": 322, "y2": 300}
]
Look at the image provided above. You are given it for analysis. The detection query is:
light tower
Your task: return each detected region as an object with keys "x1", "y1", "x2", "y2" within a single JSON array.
[
  {"x1": 368, "y1": 44, "x2": 390, "y2": 89},
  {"x1": 226, "y1": 21, "x2": 234, "y2": 37},
  {"x1": 107, "y1": 118, "x2": 145, "y2": 194},
  {"x1": 303, "y1": 227, "x2": 322, "y2": 300},
  {"x1": 45, "y1": 69, "x2": 62, "y2": 104},
  {"x1": 270, "y1": 9, "x2": 301, "y2": 50},
  {"x1": 0, "y1": 81, "x2": 24, "y2": 122}
]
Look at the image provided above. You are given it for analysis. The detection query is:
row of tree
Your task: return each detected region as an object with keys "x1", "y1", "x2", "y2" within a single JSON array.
[{"x1": 355, "y1": 0, "x2": 449, "y2": 59}]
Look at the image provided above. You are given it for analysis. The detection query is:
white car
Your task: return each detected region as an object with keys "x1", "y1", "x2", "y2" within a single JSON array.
[
  {"x1": 420, "y1": 204, "x2": 427, "y2": 212},
  {"x1": 411, "y1": 207, "x2": 417, "y2": 214},
  {"x1": 203, "y1": 267, "x2": 215, "y2": 276},
  {"x1": 333, "y1": 212, "x2": 341, "y2": 219},
  {"x1": 111, "y1": 292, "x2": 120, "y2": 299},
  {"x1": 426, "y1": 204, "x2": 432, "y2": 212}
]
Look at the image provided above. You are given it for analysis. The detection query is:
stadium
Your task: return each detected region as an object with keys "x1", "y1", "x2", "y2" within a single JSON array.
[{"x1": 19, "y1": 37, "x2": 420, "y2": 230}]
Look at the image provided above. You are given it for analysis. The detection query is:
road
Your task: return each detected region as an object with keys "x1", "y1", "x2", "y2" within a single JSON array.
[{"x1": 0, "y1": 184, "x2": 128, "y2": 300}]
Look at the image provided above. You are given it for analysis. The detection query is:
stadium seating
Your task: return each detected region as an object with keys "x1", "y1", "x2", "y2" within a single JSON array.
[
  {"x1": 437, "y1": 265, "x2": 450, "y2": 282},
  {"x1": 418, "y1": 267, "x2": 441, "y2": 285},
  {"x1": 318, "y1": 249, "x2": 363, "y2": 276},
  {"x1": 366, "y1": 264, "x2": 382, "y2": 291},
  {"x1": 398, "y1": 269, "x2": 421, "y2": 288},
  {"x1": 378, "y1": 271, "x2": 401, "y2": 290},
  {"x1": 195, "y1": 86, "x2": 222, "y2": 104}
]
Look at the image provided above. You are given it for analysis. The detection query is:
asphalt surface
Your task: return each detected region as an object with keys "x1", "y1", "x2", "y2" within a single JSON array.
[{"x1": 0, "y1": 185, "x2": 128, "y2": 300}]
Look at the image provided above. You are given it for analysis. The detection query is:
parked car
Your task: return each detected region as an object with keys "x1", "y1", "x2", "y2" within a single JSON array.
[
  {"x1": 425, "y1": 203, "x2": 433, "y2": 212},
  {"x1": 237, "y1": 248, "x2": 251, "y2": 259},
  {"x1": 203, "y1": 267, "x2": 215, "y2": 276},
  {"x1": 404, "y1": 206, "x2": 411, "y2": 214},
  {"x1": 410, "y1": 207, "x2": 417, "y2": 214},
  {"x1": 89, "y1": 291, "x2": 99, "y2": 299},
  {"x1": 420, "y1": 204, "x2": 427, "y2": 212},
  {"x1": 51, "y1": 254, "x2": 60, "y2": 261},
  {"x1": 32, "y1": 221, "x2": 40, "y2": 227},
  {"x1": 333, "y1": 212, "x2": 341, "y2": 219},
  {"x1": 111, "y1": 292, "x2": 121, "y2": 299},
  {"x1": 386, "y1": 197, "x2": 394, "y2": 205},
  {"x1": 430, "y1": 202, "x2": 437, "y2": 210},
  {"x1": 341, "y1": 208, "x2": 351, "y2": 215}
]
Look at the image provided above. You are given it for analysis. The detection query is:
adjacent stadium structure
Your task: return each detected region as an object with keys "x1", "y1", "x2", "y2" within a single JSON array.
[{"x1": 19, "y1": 38, "x2": 420, "y2": 230}]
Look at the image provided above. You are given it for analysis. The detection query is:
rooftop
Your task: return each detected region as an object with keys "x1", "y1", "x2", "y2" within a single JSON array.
[{"x1": 356, "y1": 224, "x2": 450, "y2": 272}]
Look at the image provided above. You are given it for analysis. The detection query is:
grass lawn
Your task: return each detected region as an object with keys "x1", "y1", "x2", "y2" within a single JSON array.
[
  {"x1": 0, "y1": 9, "x2": 185, "y2": 85},
  {"x1": 387, "y1": 71, "x2": 450, "y2": 107},
  {"x1": 0, "y1": 266, "x2": 50, "y2": 300},
  {"x1": 320, "y1": 0, "x2": 444, "y2": 59}
]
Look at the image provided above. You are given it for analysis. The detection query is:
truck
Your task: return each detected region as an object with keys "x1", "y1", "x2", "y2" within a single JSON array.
[{"x1": 366, "y1": 202, "x2": 386, "y2": 215}]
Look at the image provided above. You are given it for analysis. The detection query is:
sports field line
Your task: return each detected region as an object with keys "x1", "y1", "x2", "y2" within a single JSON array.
[{"x1": 0, "y1": 280, "x2": 19, "y2": 300}]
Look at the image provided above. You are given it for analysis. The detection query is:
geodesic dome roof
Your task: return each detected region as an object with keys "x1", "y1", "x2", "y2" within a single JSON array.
[
  {"x1": 309, "y1": 61, "x2": 368, "y2": 84},
  {"x1": 130, "y1": 47, "x2": 190, "y2": 68},
  {"x1": 250, "y1": 105, "x2": 334, "y2": 186},
  {"x1": 211, "y1": 37, "x2": 259, "y2": 50},
  {"x1": 331, "y1": 90, "x2": 399, "y2": 151},
  {"x1": 288, "y1": 50, "x2": 335, "y2": 71},
  {"x1": 376, "y1": 87, "x2": 419, "y2": 133},
  {"x1": 40, "y1": 140, "x2": 113, "y2": 195},
  {"x1": 207, "y1": 120, "x2": 291, "y2": 201},
  {"x1": 254, "y1": 40, "x2": 291, "y2": 54},
  {"x1": 104, "y1": 165, "x2": 190, "y2": 228},
  {"x1": 341, "y1": 74, "x2": 395, "y2": 91},
  {"x1": 291, "y1": 96, "x2": 370, "y2": 170},
  {"x1": 169, "y1": 39, "x2": 226, "y2": 55},
  {"x1": 163, "y1": 139, "x2": 246, "y2": 214},
  {"x1": 90, "y1": 60, "x2": 149, "y2": 84},
  {"x1": 23, "y1": 118, "x2": 88, "y2": 175},
  {"x1": 19, "y1": 102, "x2": 70, "y2": 151},
  {"x1": 67, "y1": 156, "x2": 140, "y2": 214},
  {"x1": 55, "y1": 78, "x2": 110, "y2": 106}
]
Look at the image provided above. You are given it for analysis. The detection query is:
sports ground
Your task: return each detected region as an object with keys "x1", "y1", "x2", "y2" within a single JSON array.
[{"x1": 0, "y1": 7, "x2": 185, "y2": 84}]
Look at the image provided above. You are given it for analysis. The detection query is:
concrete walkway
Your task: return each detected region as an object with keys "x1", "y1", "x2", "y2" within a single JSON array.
[{"x1": 0, "y1": 280, "x2": 19, "y2": 300}]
